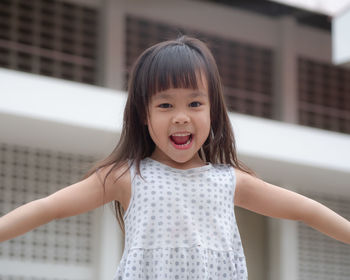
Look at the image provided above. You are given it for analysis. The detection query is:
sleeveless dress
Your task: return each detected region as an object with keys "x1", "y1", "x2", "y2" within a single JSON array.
[{"x1": 113, "y1": 157, "x2": 248, "y2": 280}]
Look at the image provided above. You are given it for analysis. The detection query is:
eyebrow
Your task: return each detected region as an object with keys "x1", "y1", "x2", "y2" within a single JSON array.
[{"x1": 153, "y1": 91, "x2": 208, "y2": 100}]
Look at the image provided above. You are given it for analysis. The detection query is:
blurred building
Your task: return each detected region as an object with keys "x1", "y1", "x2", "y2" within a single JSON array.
[{"x1": 0, "y1": 0, "x2": 349, "y2": 279}]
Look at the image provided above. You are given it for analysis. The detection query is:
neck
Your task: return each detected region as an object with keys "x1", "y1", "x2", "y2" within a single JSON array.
[{"x1": 150, "y1": 151, "x2": 206, "y2": 170}]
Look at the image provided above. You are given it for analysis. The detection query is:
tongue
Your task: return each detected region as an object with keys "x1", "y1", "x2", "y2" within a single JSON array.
[{"x1": 171, "y1": 135, "x2": 190, "y2": 145}]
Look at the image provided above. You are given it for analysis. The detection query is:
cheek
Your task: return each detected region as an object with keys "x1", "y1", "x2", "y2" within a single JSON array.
[
  {"x1": 147, "y1": 118, "x2": 156, "y2": 137},
  {"x1": 205, "y1": 111, "x2": 211, "y2": 129},
  {"x1": 147, "y1": 124, "x2": 158, "y2": 147},
  {"x1": 147, "y1": 115, "x2": 159, "y2": 129},
  {"x1": 196, "y1": 113, "x2": 211, "y2": 137},
  {"x1": 147, "y1": 116, "x2": 164, "y2": 142}
]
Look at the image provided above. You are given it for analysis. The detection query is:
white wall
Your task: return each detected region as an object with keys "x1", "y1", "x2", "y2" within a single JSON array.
[
  {"x1": 1, "y1": 65, "x2": 350, "y2": 279},
  {"x1": 332, "y1": 6, "x2": 350, "y2": 67},
  {"x1": 1, "y1": 0, "x2": 348, "y2": 279}
]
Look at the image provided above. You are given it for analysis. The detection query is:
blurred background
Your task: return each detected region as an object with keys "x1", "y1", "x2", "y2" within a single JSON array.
[{"x1": 0, "y1": 0, "x2": 350, "y2": 279}]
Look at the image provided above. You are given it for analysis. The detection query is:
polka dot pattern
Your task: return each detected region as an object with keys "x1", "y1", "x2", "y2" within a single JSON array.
[{"x1": 113, "y1": 157, "x2": 247, "y2": 280}]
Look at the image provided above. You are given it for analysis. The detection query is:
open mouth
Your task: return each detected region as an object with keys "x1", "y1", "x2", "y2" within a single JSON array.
[{"x1": 169, "y1": 133, "x2": 193, "y2": 149}]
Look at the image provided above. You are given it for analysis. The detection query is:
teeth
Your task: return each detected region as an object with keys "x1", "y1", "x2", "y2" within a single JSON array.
[{"x1": 171, "y1": 133, "x2": 191, "y2": 136}]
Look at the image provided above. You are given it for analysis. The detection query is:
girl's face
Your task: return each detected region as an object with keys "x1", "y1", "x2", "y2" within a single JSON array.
[{"x1": 147, "y1": 75, "x2": 210, "y2": 168}]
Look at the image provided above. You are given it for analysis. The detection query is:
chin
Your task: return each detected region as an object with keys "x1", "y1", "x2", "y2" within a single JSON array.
[{"x1": 173, "y1": 157, "x2": 189, "y2": 163}]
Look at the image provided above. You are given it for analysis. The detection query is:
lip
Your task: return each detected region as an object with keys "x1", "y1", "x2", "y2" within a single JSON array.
[{"x1": 169, "y1": 134, "x2": 194, "y2": 150}]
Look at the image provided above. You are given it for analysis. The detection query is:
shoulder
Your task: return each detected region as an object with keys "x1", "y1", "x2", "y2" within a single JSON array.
[
  {"x1": 233, "y1": 168, "x2": 264, "y2": 207},
  {"x1": 234, "y1": 168, "x2": 261, "y2": 191},
  {"x1": 96, "y1": 161, "x2": 131, "y2": 202},
  {"x1": 234, "y1": 168, "x2": 250, "y2": 185}
]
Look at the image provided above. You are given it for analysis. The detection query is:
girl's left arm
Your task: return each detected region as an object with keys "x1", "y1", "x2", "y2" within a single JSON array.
[{"x1": 234, "y1": 169, "x2": 350, "y2": 245}]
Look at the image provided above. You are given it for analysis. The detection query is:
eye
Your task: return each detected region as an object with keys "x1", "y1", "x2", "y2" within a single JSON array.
[
  {"x1": 158, "y1": 103, "x2": 172, "y2": 109},
  {"x1": 189, "y1": 101, "x2": 202, "y2": 107}
]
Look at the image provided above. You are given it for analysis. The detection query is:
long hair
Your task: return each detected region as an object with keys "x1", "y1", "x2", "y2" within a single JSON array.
[{"x1": 81, "y1": 35, "x2": 254, "y2": 234}]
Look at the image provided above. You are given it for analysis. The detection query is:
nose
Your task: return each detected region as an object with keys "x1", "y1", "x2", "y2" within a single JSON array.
[{"x1": 172, "y1": 110, "x2": 190, "y2": 124}]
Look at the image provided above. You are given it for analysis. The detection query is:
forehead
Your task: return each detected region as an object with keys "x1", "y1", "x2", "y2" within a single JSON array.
[{"x1": 152, "y1": 71, "x2": 209, "y2": 100}]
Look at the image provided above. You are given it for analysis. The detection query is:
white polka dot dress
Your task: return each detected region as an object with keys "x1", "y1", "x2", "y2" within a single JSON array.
[{"x1": 113, "y1": 157, "x2": 248, "y2": 280}]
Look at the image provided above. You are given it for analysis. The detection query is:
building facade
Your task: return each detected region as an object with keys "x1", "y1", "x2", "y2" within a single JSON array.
[{"x1": 0, "y1": 0, "x2": 350, "y2": 279}]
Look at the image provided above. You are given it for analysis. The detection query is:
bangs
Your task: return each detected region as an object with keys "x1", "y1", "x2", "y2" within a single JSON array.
[{"x1": 146, "y1": 45, "x2": 208, "y2": 96}]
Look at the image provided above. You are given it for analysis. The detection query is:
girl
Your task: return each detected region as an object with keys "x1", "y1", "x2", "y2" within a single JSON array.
[{"x1": 0, "y1": 35, "x2": 349, "y2": 280}]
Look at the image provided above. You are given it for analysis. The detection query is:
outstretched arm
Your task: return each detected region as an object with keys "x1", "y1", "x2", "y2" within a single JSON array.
[
  {"x1": 0, "y1": 164, "x2": 129, "y2": 243},
  {"x1": 234, "y1": 169, "x2": 350, "y2": 245}
]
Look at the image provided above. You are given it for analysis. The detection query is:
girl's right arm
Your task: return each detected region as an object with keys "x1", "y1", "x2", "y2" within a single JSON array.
[{"x1": 0, "y1": 163, "x2": 129, "y2": 243}]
